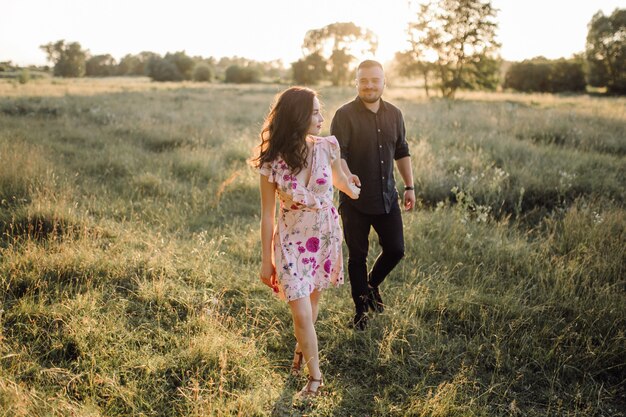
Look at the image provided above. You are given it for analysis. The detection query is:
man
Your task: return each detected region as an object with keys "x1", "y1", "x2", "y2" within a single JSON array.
[{"x1": 330, "y1": 59, "x2": 415, "y2": 330}]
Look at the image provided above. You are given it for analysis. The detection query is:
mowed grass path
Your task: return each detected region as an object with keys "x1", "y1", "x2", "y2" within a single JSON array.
[{"x1": 1, "y1": 78, "x2": 624, "y2": 416}]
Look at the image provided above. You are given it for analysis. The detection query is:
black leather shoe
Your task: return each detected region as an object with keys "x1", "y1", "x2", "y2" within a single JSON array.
[
  {"x1": 368, "y1": 286, "x2": 384, "y2": 313},
  {"x1": 350, "y1": 311, "x2": 369, "y2": 331}
]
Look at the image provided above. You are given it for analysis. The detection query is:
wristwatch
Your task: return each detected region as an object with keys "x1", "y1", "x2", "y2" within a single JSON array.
[{"x1": 404, "y1": 185, "x2": 415, "y2": 191}]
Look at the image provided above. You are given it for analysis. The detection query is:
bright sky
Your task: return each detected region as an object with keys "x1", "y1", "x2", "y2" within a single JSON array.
[{"x1": 1, "y1": 0, "x2": 623, "y2": 67}]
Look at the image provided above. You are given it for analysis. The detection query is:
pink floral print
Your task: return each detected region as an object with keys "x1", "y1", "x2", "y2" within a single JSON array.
[{"x1": 259, "y1": 136, "x2": 344, "y2": 301}]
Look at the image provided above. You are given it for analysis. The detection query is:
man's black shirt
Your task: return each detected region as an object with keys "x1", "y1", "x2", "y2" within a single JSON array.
[{"x1": 330, "y1": 96, "x2": 410, "y2": 215}]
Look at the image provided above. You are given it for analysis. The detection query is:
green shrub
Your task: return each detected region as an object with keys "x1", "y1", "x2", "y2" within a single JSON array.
[
  {"x1": 224, "y1": 65, "x2": 260, "y2": 83},
  {"x1": 192, "y1": 63, "x2": 213, "y2": 82},
  {"x1": 145, "y1": 56, "x2": 183, "y2": 82},
  {"x1": 18, "y1": 69, "x2": 30, "y2": 84}
]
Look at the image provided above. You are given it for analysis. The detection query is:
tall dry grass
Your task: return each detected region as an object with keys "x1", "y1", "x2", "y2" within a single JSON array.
[{"x1": 0, "y1": 78, "x2": 624, "y2": 416}]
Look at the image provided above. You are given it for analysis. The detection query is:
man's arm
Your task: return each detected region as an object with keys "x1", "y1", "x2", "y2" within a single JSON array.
[{"x1": 396, "y1": 156, "x2": 415, "y2": 211}]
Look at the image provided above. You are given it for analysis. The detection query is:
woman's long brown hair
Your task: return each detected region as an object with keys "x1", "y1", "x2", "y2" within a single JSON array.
[{"x1": 252, "y1": 87, "x2": 316, "y2": 174}]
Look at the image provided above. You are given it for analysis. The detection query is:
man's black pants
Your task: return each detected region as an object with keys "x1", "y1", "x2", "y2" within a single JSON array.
[{"x1": 340, "y1": 200, "x2": 405, "y2": 313}]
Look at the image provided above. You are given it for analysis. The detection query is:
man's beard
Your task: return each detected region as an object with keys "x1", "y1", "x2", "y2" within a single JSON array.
[
  {"x1": 360, "y1": 89, "x2": 381, "y2": 103},
  {"x1": 360, "y1": 91, "x2": 381, "y2": 103}
]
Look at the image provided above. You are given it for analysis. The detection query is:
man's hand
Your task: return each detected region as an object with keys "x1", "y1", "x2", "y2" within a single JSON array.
[{"x1": 403, "y1": 190, "x2": 416, "y2": 211}]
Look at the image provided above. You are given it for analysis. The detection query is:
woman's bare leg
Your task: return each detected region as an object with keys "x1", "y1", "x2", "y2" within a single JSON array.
[
  {"x1": 288, "y1": 291, "x2": 323, "y2": 384},
  {"x1": 310, "y1": 289, "x2": 321, "y2": 323},
  {"x1": 295, "y1": 289, "x2": 321, "y2": 351}
]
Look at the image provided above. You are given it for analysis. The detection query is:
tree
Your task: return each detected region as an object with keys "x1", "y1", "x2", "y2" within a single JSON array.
[
  {"x1": 404, "y1": 0, "x2": 501, "y2": 98},
  {"x1": 214, "y1": 56, "x2": 252, "y2": 80},
  {"x1": 302, "y1": 22, "x2": 378, "y2": 86},
  {"x1": 118, "y1": 54, "x2": 141, "y2": 75},
  {"x1": 465, "y1": 54, "x2": 501, "y2": 90},
  {"x1": 40, "y1": 40, "x2": 88, "y2": 77},
  {"x1": 504, "y1": 57, "x2": 585, "y2": 93},
  {"x1": 394, "y1": 51, "x2": 436, "y2": 96},
  {"x1": 145, "y1": 55, "x2": 182, "y2": 81},
  {"x1": 586, "y1": 8, "x2": 626, "y2": 94},
  {"x1": 117, "y1": 51, "x2": 160, "y2": 76},
  {"x1": 164, "y1": 51, "x2": 195, "y2": 80},
  {"x1": 503, "y1": 59, "x2": 551, "y2": 92},
  {"x1": 144, "y1": 51, "x2": 195, "y2": 82},
  {"x1": 86, "y1": 54, "x2": 117, "y2": 77},
  {"x1": 329, "y1": 48, "x2": 353, "y2": 86},
  {"x1": 291, "y1": 52, "x2": 329, "y2": 85},
  {"x1": 550, "y1": 58, "x2": 586, "y2": 92}
]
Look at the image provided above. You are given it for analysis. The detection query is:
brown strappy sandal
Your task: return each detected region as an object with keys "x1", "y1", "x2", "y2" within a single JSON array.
[
  {"x1": 297, "y1": 375, "x2": 324, "y2": 398},
  {"x1": 291, "y1": 350, "x2": 303, "y2": 376}
]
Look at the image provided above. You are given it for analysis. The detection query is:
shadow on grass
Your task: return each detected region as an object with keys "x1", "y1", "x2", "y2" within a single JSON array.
[{"x1": 270, "y1": 376, "x2": 310, "y2": 417}]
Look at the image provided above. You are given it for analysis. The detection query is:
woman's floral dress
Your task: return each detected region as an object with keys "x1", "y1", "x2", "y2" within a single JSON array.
[{"x1": 259, "y1": 135, "x2": 344, "y2": 301}]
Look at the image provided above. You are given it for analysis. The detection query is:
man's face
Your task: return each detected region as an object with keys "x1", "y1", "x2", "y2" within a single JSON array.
[{"x1": 356, "y1": 66, "x2": 385, "y2": 104}]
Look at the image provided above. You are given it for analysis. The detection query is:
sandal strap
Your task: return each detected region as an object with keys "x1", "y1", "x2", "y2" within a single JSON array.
[
  {"x1": 291, "y1": 352, "x2": 303, "y2": 371},
  {"x1": 301, "y1": 377, "x2": 324, "y2": 395}
]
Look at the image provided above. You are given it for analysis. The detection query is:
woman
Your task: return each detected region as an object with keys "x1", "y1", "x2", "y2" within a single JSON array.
[{"x1": 252, "y1": 87, "x2": 359, "y2": 398}]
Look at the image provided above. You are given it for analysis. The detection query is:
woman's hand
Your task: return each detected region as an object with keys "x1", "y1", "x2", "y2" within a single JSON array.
[
  {"x1": 260, "y1": 262, "x2": 278, "y2": 293},
  {"x1": 346, "y1": 174, "x2": 361, "y2": 199},
  {"x1": 348, "y1": 174, "x2": 361, "y2": 188},
  {"x1": 347, "y1": 181, "x2": 360, "y2": 199}
]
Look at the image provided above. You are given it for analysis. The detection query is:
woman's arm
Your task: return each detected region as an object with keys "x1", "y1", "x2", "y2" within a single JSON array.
[
  {"x1": 259, "y1": 174, "x2": 278, "y2": 291},
  {"x1": 332, "y1": 157, "x2": 360, "y2": 199},
  {"x1": 340, "y1": 158, "x2": 360, "y2": 187}
]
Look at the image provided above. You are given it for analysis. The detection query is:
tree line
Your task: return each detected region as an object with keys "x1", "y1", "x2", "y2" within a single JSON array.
[
  {"x1": 29, "y1": 2, "x2": 625, "y2": 95},
  {"x1": 35, "y1": 41, "x2": 285, "y2": 84}
]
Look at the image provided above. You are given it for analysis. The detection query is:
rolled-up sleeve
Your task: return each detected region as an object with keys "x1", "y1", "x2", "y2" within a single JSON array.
[
  {"x1": 394, "y1": 111, "x2": 410, "y2": 160},
  {"x1": 332, "y1": 97, "x2": 410, "y2": 214}
]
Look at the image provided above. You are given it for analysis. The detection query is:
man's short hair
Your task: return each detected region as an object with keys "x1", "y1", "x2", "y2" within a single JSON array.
[{"x1": 357, "y1": 60, "x2": 384, "y2": 71}]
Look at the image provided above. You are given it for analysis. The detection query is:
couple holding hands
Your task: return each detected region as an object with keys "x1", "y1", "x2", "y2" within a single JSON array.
[{"x1": 251, "y1": 60, "x2": 415, "y2": 399}]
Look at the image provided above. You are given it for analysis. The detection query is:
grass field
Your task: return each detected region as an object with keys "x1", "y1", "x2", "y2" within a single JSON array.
[{"x1": 0, "y1": 77, "x2": 624, "y2": 416}]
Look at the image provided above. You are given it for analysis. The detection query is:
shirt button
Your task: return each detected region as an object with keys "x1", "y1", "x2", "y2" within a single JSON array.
[
  {"x1": 380, "y1": 161, "x2": 384, "y2": 164},
  {"x1": 379, "y1": 145, "x2": 382, "y2": 148},
  {"x1": 377, "y1": 129, "x2": 381, "y2": 132},
  {"x1": 382, "y1": 176, "x2": 385, "y2": 180}
]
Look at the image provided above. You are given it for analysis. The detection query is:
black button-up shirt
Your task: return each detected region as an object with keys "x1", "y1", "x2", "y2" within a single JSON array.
[{"x1": 330, "y1": 96, "x2": 410, "y2": 215}]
